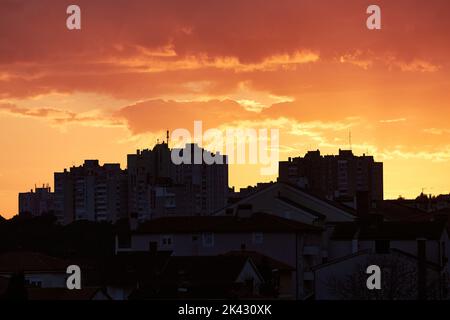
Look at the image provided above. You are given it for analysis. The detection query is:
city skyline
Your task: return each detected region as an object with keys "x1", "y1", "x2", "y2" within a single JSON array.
[{"x1": 2, "y1": 0, "x2": 450, "y2": 217}]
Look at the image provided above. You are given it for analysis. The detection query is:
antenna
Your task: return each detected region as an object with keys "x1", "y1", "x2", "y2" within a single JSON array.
[{"x1": 349, "y1": 131, "x2": 352, "y2": 150}]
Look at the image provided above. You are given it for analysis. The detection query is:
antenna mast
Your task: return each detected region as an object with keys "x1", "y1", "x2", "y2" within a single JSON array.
[{"x1": 349, "y1": 131, "x2": 352, "y2": 150}]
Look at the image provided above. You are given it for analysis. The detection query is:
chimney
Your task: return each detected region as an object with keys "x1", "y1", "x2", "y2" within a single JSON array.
[{"x1": 417, "y1": 238, "x2": 427, "y2": 300}]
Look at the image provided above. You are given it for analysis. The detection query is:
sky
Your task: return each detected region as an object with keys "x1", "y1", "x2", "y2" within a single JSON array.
[{"x1": 1, "y1": 0, "x2": 450, "y2": 218}]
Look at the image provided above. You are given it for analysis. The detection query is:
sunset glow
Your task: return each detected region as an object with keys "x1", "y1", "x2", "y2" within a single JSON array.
[{"x1": 1, "y1": 0, "x2": 450, "y2": 218}]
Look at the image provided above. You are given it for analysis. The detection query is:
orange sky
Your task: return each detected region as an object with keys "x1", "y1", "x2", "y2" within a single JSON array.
[{"x1": 1, "y1": 0, "x2": 450, "y2": 218}]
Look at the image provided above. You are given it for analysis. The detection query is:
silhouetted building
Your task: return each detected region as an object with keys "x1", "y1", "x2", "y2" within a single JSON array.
[
  {"x1": 127, "y1": 141, "x2": 173, "y2": 220},
  {"x1": 54, "y1": 160, "x2": 128, "y2": 224},
  {"x1": 19, "y1": 185, "x2": 54, "y2": 217},
  {"x1": 279, "y1": 150, "x2": 383, "y2": 206},
  {"x1": 127, "y1": 143, "x2": 228, "y2": 221},
  {"x1": 117, "y1": 212, "x2": 323, "y2": 299},
  {"x1": 171, "y1": 143, "x2": 228, "y2": 217},
  {"x1": 228, "y1": 182, "x2": 275, "y2": 204}
]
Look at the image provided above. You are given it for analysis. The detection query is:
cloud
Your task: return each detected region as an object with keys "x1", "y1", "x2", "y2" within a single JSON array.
[
  {"x1": 114, "y1": 99, "x2": 259, "y2": 134},
  {"x1": 379, "y1": 148, "x2": 450, "y2": 162},
  {"x1": 0, "y1": 103, "x2": 123, "y2": 128},
  {"x1": 391, "y1": 59, "x2": 440, "y2": 73},
  {"x1": 424, "y1": 128, "x2": 450, "y2": 135},
  {"x1": 0, "y1": 0, "x2": 449, "y2": 100},
  {"x1": 380, "y1": 118, "x2": 407, "y2": 123}
]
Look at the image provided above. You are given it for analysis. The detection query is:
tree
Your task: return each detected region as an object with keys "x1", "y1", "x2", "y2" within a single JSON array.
[{"x1": 325, "y1": 254, "x2": 443, "y2": 300}]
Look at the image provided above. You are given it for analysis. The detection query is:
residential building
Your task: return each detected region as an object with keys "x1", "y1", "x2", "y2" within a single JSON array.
[
  {"x1": 279, "y1": 150, "x2": 383, "y2": 205},
  {"x1": 18, "y1": 185, "x2": 54, "y2": 217},
  {"x1": 26, "y1": 287, "x2": 111, "y2": 300},
  {"x1": 0, "y1": 252, "x2": 69, "y2": 288},
  {"x1": 328, "y1": 217, "x2": 449, "y2": 269},
  {"x1": 116, "y1": 212, "x2": 323, "y2": 299},
  {"x1": 216, "y1": 181, "x2": 356, "y2": 225},
  {"x1": 136, "y1": 256, "x2": 264, "y2": 299},
  {"x1": 127, "y1": 142, "x2": 228, "y2": 221},
  {"x1": 313, "y1": 247, "x2": 445, "y2": 300},
  {"x1": 54, "y1": 160, "x2": 128, "y2": 224}
]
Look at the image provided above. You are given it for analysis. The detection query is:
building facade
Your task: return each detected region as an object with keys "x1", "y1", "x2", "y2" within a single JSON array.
[
  {"x1": 279, "y1": 149, "x2": 383, "y2": 205},
  {"x1": 19, "y1": 185, "x2": 54, "y2": 217},
  {"x1": 54, "y1": 160, "x2": 128, "y2": 224},
  {"x1": 127, "y1": 143, "x2": 228, "y2": 221}
]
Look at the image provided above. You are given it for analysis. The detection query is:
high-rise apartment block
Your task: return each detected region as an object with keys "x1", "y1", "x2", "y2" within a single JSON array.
[
  {"x1": 279, "y1": 149, "x2": 383, "y2": 204},
  {"x1": 127, "y1": 143, "x2": 228, "y2": 221},
  {"x1": 54, "y1": 160, "x2": 128, "y2": 224},
  {"x1": 19, "y1": 185, "x2": 54, "y2": 217},
  {"x1": 49, "y1": 142, "x2": 228, "y2": 224}
]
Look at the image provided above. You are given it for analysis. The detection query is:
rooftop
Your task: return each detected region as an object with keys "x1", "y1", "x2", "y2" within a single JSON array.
[
  {"x1": 332, "y1": 219, "x2": 447, "y2": 240},
  {"x1": 135, "y1": 212, "x2": 322, "y2": 234},
  {"x1": 0, "y1": 251, "x2": 68, "y2": 274}
]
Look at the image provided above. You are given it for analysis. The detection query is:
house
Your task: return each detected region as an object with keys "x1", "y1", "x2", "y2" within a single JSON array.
[
  {"x1": 224, "y1": 251, "x2": 296, "y2": 299},
  {"x1": 314, "y1": 216, "x2": 450, "y2": 299},
  {"x1": 328, "y1": 217, "x2": 449, "y2": 268},
  {"x1": 0, "y1": 251, "x2": 69, "y2": 288},
  {"x1": 117, "y1": 212, "x2": 323, "y2": 298},
  {"x1": 130, "y1": 256, "x2": 263, "y2": 299},
  {"x1": 215, "y1": 182, "x2": 356, "y2": 225},
  {"x1": 83, "y1": 251, "x2": 172, "y2": 300}
]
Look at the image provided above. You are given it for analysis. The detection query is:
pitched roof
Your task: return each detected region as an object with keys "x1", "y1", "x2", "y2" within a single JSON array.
[
  {"x1": 135, "y1": 212, "x2": 322, "y2": 234},
  {"x1": 276, "y1": 196, "x2": 326, "y2": 219},
  {"x1": 372, "y1": 200, "x2": 433, "y2": 221},
  {"x1": 129, "y1": 255, "x2": 264, "y2": 299},
  {"x1": 215, "y1": 181, "x2": 355, "y2": 218},
  {"x1": 159, "y1": 256, "x2": 258, "y2": 286},
  {"x1": 281, "y1": 182, "x2": 356, "y2": 215},
  {"x1": 85, "y1": 251, "x2": 172, "y2": 287},
  {"x1": 224, "y1": 251, "x2": 294, "y2": 272},
  {"x1": 27, "y1": 287, "x2": 110, "y2": 300},
  {"x1": 0, "y1": 252, "x2": 68, "y2": 273},
  {"x1": 313, "y1": 248, "x2": 442, "y2": 271},
  {"x1": 331, "y1": 219, "x2": 447, "y2": 240}
]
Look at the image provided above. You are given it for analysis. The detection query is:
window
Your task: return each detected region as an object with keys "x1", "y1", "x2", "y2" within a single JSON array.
[
  {"x1": 161, "y1": 235, "x2": 173, "y2": 247},
  {"x1": 252, "y1": 232, "x2": 264, "y2": 244},
  {"x1": 202, "y1": 232, "x2": 214, "y2": 247},
  {"x1": 26, "y1": 279, "x2": 42, "y2": 288},
  {"x1": 149, "y1": 241, "x2": 158, "y2": 252}
]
